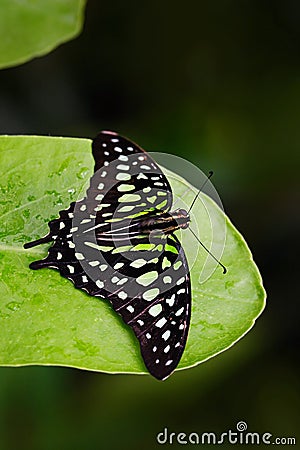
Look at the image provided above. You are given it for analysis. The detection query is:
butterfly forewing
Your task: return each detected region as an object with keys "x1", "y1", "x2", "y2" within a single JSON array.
[
  {"x1": 90, "y1": 131, "x2": 173, "y2": 221},
  {"x1": 25, "y1": 130, "x2": 191, "y2": 380}
]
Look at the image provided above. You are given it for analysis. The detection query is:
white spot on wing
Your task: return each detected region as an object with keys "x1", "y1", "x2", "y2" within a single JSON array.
[
  {"x1": 149, "y1": 304, "x2": 162, "y2": 317},
  {"x1": 177, "y1": 288, "x2": 185, "y2": 295},
  {"x1": 175, "y1": 307, "x2": 184, "y2": 316},
  {"x1": 89, "y1": 260, "x2": 99, "y2": 267},
  {"x1": 116, "y1": 172, "x2": 131, "y2": 181},
  {"x1": 136, "y1": 271, "x2": 158, "y2": 287},
  {"x1": 156, "y1": 317, "x2": 167, "y2": 328},
  {"x1": 163, "y1": 276, "x2": 172, "y2": 284},
  {"x1": 118, "y1": 154, "x2": 128, "y2": 162},
  {"x1": 143, "y1": 288, "x2": 160, "y2": 301},
  {"x1": 117, "y1": 164, "x2": 130, "y2": 171},
  {"x1": 162, "y1": 330, "x2": 171, "y2": 341},
  {"x1": 137, "y1": 173, "x2": 148, "y2": 180},
  {"x1": 166, "y1": 294, "x2": 175, "y2": 307},
  {"x1": 130, "y1": 259, "x2": 146, "y2": 268},
  {"x1": 67, "y1": 265, "x2": 74, "y2": 274}
]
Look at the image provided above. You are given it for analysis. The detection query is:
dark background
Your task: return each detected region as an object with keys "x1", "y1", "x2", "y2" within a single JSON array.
[{"x1": 0, "y1": 1, "x2": 299, "y2": 448}]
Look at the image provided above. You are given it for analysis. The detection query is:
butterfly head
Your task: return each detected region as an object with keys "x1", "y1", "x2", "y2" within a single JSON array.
[{"x1": 171, "y1": 208, "x2": 190, "y2": 230}]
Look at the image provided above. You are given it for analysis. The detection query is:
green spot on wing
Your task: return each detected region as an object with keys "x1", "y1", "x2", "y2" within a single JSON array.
[
  {"x1": 156, "y1": 199, "x2": 168, "y2": 209},
  {"x1": 132, "y1": 243, "x2": 156, "y2": 251},
  {"x1": 174, "y1": 260, "x2": 183, "y2": 270},
  {"x1": 143, "y1": 288, "x2": 160, "y2": 301},
  {"x1": 162, "y1": 256, "x2": 172, "y2": 270},
  {"x1": 118, "y1": 194, "x2": 141, "y2": 203},
  {"x1": 117, "y1": 184, "x2": 135, "y2": 192},
  {"x1": 112, "y1": 245, "x2": 133, "y2": 254},
  {"x1": 84, "y1": 242, "x2": 114, "y2": 252},
  {"x1": 165, "y1": 243, "x2": 178, "y2": 254},
  {"x1": 136, "y1": 271, "x2": 158, "y2": 287}
]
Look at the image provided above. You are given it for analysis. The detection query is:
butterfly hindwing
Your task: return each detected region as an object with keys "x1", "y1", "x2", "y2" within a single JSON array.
[{"x1": 108, "y1": 234, "x2": 191, "y2": 380}]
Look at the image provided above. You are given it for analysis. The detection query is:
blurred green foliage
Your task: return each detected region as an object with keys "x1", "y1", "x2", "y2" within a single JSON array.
[
  {"x1": 0, "y1": 0, "x2": 86, "y2": 69},
  {"x1": 0, "y1": 1, "x2": 299, "y2": 449}
]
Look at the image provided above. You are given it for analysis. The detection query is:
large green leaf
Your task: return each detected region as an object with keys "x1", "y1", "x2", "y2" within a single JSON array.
[
  {"x1": 0, "y1": 135, "x2": 266, "y2": 375},
  {"x1": 0, "y1": 0, "x2": 86, "y2": 69}
]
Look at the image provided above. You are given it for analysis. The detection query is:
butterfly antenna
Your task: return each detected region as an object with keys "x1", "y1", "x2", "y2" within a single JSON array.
[
  {"x1": 189, "y1": 227, "x2": 227, "y2": 274},
  {"x1": 187, "y1": 171, "x2": 213, "y2": 214}
]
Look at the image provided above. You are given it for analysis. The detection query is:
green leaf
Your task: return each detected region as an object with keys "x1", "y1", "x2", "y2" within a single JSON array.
[
  {"x1": 0, "y1": 0, "x2": 86, "y2": 69},
  {"x1": 0, "y1": 135, "x2": 266, "y2": 375}
]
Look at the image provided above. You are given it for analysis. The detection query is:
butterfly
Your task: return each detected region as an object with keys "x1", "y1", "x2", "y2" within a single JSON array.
[{"x1": 24, "y1": 131, "x2": 194, "y2": 380}]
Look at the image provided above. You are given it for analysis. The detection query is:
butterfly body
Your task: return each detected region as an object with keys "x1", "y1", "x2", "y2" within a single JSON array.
[
  {"x1": 96, "y1": 208, "x2": 190, "y2": 240},
  {"x1": 136, "y1": 208, "x2": 190, "y2": 234},
  {"x1": 24, "y1": 131, "x2": 193, "y2": 380}
]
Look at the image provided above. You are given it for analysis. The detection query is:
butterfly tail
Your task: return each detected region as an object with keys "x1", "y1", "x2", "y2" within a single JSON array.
[
  {"x1": 23, "y1": 234, "x2": 53, "y2": 249},
  {"x1": 29, "y1": 259, "x2": 48, "y2": 270}
]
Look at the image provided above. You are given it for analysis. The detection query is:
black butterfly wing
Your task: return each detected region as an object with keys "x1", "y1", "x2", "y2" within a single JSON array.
[
  {"x1": 26, "y1": 130, "x2": 174, "y2": 285},
  {"x1": 90, "y1": 130, "x2": 173, "y2": 222},
  {"x1": 106, "y1": 233, "x2": 191, "y2": 380},
  {"x1": 68, "y1": 220, "x2": 191, "y2": 379},
  {"x1": 25, "y1": 131, "x2": 191, "y2": 379}
]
